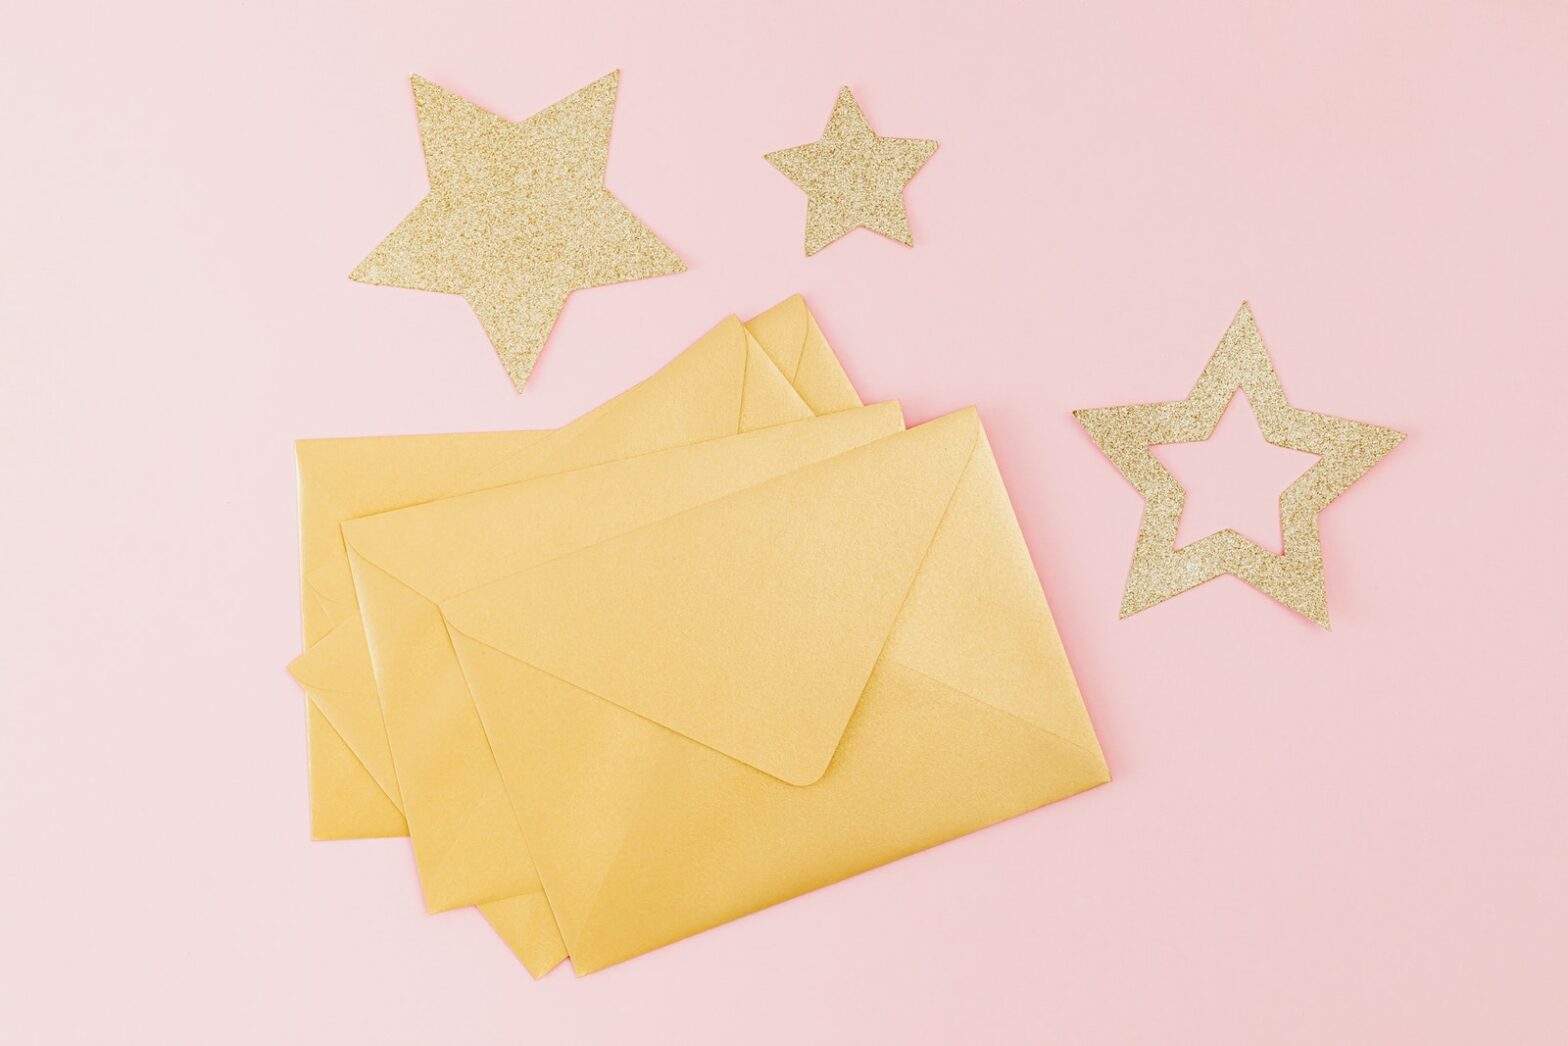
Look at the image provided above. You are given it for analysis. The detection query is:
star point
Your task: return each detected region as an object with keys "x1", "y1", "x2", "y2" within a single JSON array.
[
  {"x1": 766, "y1": 86, "x2": 938, "y2": 256},
  {"x1": 353, "y1": 73, "x2": 683, "y2": 391}
]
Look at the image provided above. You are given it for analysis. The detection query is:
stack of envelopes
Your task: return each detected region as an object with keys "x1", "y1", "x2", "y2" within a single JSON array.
[{"x1": 290, "y1": 295, "x2": 1110, "y2": 976}]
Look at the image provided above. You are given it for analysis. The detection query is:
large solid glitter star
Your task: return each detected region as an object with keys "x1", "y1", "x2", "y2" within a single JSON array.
[
  {"x1": 352, "y1": 72, "x2": 684, "y2": 392},
  {"x1": 765, "y1": 87, "x2": 938, "y2": 256},
  {"x1": 1074, "y1": 304, "x2": 1405, "y2": 627}
]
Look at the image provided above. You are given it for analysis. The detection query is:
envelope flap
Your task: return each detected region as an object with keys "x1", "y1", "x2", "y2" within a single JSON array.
[
  {"x1": 744, "y1": 294, "x2": 861, "y2": 414},
  {"x1": 457, "y1": 317, "x2": 811, "y2": 493},
  {"x1": 288, "y1": 614, "x2": 377, "y2": 696},
  {"x1": 442, "y1": 411, "x2": 982, "y2": 786},
  {"x1": 340, "y1": 405, "x2": 906, "y2": 605},
  {"x1": 880, "y1": 425, "x2": 1104, "y2": 757}
]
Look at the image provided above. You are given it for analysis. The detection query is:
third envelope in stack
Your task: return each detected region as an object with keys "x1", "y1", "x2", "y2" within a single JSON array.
[{"x1": 289, "y1": 295, "x2": 1109, "y2": 976}]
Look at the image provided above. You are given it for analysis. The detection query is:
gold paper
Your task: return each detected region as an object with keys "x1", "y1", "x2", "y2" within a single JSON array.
[
  {"x1": 352, "y1": 72, "x2": 684, "y2": 391},
  {"x1": 442, "y1": 408, "x2": 1107, "y2": 973},
  {"x1": 766, "y1": 87, "x2": 938, "y2": 256},
  {"x1": 1074, "y1": 303, "x2": 1405, "y2": 627}
]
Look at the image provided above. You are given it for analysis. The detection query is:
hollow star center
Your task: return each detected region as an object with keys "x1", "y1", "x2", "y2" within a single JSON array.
[{"x1": 1151, "y1": 390, "x2": 1321, "y2": 554}]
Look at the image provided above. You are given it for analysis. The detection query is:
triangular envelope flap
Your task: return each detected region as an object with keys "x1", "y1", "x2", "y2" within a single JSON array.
[
  {"x1": 288, "y1": 614, "x2": 376, "y2": 695},
  {"x1": 301, "y1": 579, "x2": 353, "y2": 646},
  {"x1": 738, "y1": 331, "x2": 815, "y2": 431},
  {"x1": 348, "y1": 548, "x2": 542, "y2": 910},
  {"x1": 289, "y1": 618, "x2": 405, "y2": 809},
  {"x1": 881, "y1": 425, "x2": 1105, "y2": 758},
  {"x1": 340, "y1": 404, "x2": 906, "y2": 604},
  {"x1": 306, "y1": 705, "x2": 408, "y2": 840},
  {"x1": 448, "y1": 632, "x2": 676, "y2": 956},
  {"x1": 456, "y1": 642, "x2": 1109, "y2": 974},
  {"x1": 743, "y1": 295, "x2": 810, "y2": 378},
  {"x1": 442, "y1": 411, "x2": 982, "y2": 786},
  {"x1": 457, "y1": 317, "x2": 809, "y2": 493},
  {"x1": 476, "y1": 893, "x2": 568, "y2": 981},
  {"x1": 743, "y1": 294, "x2": 861, "y2": 416},
  {"x1": 790, "y1": 310, "x2": 860, "y2": 414}
]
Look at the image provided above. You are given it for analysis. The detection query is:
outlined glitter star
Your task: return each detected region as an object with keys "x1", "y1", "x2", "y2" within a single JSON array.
[
  {"x1": 351, "y1": 72, "x2": 684, "y2": 392},
  {"x1": 765, "y1": 87, "x2": 938, "y2": 256},
  {"x1": 1073, "y1": 303, "x2": 1405, "y2": 627}
]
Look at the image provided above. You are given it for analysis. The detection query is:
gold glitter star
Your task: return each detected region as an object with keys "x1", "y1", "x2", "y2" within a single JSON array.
[
  {"x1": 766, "y1": 87, "x2": 938, "y2": 256},
  {"x1": 1074, "y1": 304, "x2": 1405, "y2": 627},
  {"x1": 351, "y1": 72, "x2": 684, "y2": 392}
]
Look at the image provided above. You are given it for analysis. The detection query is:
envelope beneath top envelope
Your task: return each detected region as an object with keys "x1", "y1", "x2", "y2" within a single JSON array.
[
  {"x1": 294, "y1": 293, "x2": 856, "y2": 838},
  {"x1": 290, "y1": 295, "x2": 862, "y2": 972},
  {"x1": 334, "y1": 403, "x2": 905, "y2": 973},
  {"x1": 439, "y1": 409, "x2": 1110, "y2": 974},
  {"x1": 297, "y1": 429, "x2": 549, "y2": 838}
]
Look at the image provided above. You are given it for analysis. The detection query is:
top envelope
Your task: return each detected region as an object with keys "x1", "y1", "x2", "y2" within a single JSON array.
[{"x1": 441, "y1": 409, "x2": 1110, "y2": 973}]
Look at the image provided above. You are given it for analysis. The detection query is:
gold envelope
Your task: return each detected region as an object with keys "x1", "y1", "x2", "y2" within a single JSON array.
[
  {"x1": 290, "y1": 297, "x2": 862, "y2": 972},
  {"x1": 296, "y1": 430, "x2": 550, "y2": 839},
  {"x1": 294, "y1": 294, "x2": 851, "y2": 838},
  {"x1": 440, "y1": 409, "x2": 1111, "y2": 974},
  {"x1": 331, "y1": 405, "x2": 904, "y2": 975}
]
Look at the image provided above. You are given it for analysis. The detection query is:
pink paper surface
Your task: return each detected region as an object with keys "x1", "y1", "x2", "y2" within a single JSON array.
[{"x1": 2, "y1": 2, "x2": 1564, "y2": 1043}]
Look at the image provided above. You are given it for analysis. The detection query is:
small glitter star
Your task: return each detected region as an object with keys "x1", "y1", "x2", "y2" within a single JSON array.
[{"x1": 766, "y1": 87, "x2": 938, "y2": 256}]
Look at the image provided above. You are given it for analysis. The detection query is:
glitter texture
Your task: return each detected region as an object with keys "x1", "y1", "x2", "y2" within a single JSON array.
[
  {"x1": 765, "y1": 87, "x2": 938, "y2": 256},
  {"x1": 1073, "y1": 303, "x2": 1405, "y2": 627},
  {"x1": 351, "y1": 72, "x2": 684, "y2": 392}
]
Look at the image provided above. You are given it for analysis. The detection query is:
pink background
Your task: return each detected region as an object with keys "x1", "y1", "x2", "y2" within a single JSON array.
[{"x1": 2, "y1": 1, "x2": 1565, "y2": 1042}]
